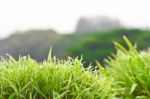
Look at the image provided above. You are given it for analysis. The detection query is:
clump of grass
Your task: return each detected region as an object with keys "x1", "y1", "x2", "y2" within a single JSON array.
[
  {"x1": 0, "y1": 54, "x2": 116, "y2": 98},
  {"x1": 105, "y1": 36, "x2": 150, "y2": 98}
]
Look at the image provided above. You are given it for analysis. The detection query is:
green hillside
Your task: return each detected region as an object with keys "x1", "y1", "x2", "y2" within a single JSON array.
[
  {"x1": 65, "y1": 29, "x2": 150, "y2": 66},
  {"x1": 0, "y1": 28, "x2": 150, "y2": 66}
]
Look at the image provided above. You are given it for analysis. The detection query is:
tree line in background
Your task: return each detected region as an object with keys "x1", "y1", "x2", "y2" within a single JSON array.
[
  {"x1": 0, "y1": 16, "x2": 150, "y2": 66},
  {"x1": 0, "y1": 28, "x2": 150, "y2": 66}
]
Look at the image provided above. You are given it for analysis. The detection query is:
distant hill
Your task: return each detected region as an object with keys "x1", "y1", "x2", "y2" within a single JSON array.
[
  {"x1": 0, "y1": 28, "x2": 150, "y2": 66},
  {"x1": 75, "y1": 16, "x2": 121, "y2": 33},
  {"x1": 0, "y1": 29, "x2": 60, "y2": 61}
]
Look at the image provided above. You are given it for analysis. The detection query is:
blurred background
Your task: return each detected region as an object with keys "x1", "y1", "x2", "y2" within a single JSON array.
[{"x1": 0, "y1": 0, "x2": 150, "y2": 66}]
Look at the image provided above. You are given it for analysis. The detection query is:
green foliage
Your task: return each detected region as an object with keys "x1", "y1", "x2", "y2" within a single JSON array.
[
  {"x1": 105, "y1": 36, "x2": 150, "y2": 98},
  {"x1": 67, "y1": 29, "x2": 150, "y2": 65},
  {"x1": 0, "y1": 36, "x2": 150, "y2": 98},
  {"x1": 0, "y1": 56, "x2": 115, "y2": 99}
]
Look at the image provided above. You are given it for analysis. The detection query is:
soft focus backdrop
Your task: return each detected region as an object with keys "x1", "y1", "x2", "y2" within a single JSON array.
[{"x1": 0, "y1": 0, "x2": 150, "y2": 66}]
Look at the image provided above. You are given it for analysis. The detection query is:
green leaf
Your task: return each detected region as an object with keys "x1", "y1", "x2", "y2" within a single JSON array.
[
  {"x1": 47, "y1": 46, "x2": 52, "y2": 62},
  {"x1": 130, "y1": 83, "x2": 137, "y2": 95},
  {"x1": 113, "y1": 41, "x2": 128, "y2": 53}
]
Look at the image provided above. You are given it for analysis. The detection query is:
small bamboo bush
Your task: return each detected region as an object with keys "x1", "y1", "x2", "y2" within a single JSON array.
[{"x1": 0, "y1": 36, "x2": 150, "y2": 99}]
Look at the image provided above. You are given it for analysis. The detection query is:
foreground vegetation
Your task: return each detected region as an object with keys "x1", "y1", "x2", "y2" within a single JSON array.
[
  {"x1": 0, "y1": 53, "x2": 114, "y2": 98},
  {"x1": 0, "y1": 37, "x2": 150, "y2": 98}
]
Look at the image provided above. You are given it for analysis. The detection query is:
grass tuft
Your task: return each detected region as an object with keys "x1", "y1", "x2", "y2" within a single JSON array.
[
  {"x1": 0, "y1": 56, "x2": 115, "y2": 99},
  {"x1": 106, "y1": 36, "x2": 150, "y2": 98}
]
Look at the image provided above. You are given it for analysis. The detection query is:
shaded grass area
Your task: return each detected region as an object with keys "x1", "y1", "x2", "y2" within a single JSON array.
[{"x1": 0, "y1": 37, "x2": 150, "y2": 98}]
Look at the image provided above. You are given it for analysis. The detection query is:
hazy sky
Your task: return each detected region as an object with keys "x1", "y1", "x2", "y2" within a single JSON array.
[{"x1": 0, "y1": 0, "x2": 150, "y2": 37}]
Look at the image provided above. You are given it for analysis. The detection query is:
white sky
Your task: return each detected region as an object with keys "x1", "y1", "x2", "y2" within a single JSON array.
[{"x1": 0, "y1": 0, "x2": 150, "y2": 38}]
